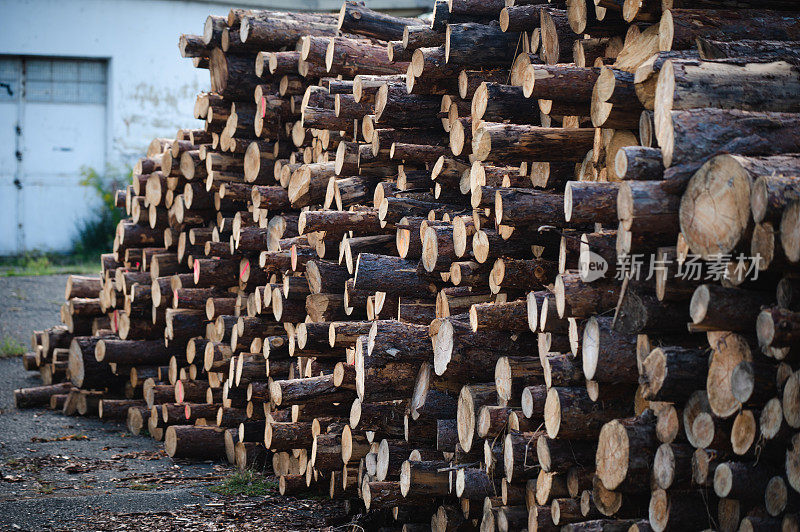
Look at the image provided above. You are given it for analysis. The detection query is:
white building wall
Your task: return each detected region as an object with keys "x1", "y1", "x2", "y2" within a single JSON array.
[
  {"x1": 0, "y1": 0, "x2": 243, "y2": 169},
  {"x1": 0, "y1": 0, "x2": 427, "y2": 252},
  {"x1": 0, "y1": 0, "x2": 428, "y2": 169}
]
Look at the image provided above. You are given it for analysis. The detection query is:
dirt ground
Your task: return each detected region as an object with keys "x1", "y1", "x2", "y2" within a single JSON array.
[{"x1": 0, "y1": 276, "x2": 348, "y2": 531}]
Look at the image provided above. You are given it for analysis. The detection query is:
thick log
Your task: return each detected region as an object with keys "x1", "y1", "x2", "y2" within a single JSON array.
[
  {"x1": 69, "y1": 336, "x2": 117, "y2": 388},
  {"x1": 595, "y1": 413, "x2": 657, "y2": 491},
  {"x1": 641, "y1": 346, "x2": 708, "y2": 403},
  {"x1": 757, "y1": 307, "x2": 800, "y2": 349},
  {"x1": 14, "y1": 382, "x2": 73, "y2": 409},
  {"x1": 354, "y1": 253, "x2": 437, "y2": 297},
  {"x1": 537, "y1": 435, "x2": 597, "y2": 473},
  {"x1": 660, "y1": 109, "x2": 800, "y2": 185},
  {"x1": 554, "y1": 272, "x2": 619, "y2": 319},
  {"x1": 648, "y1": 488, "x2": 711, "y2": 532},
  {"x1": 95, "y1": 339, "x2": 174, "y2": 366},
  {"x1": 164, "y1": 425, "x2": 226, "y2": 459},
  {"x1": 689, "y1": 284, "x2": 772, "y2": 332},
  {"x1": 581, "y1": 316, "x2": 638, "y2": 383},
  {"x1": 337, "y1": 1, "x2": 417, "y2": 41},
  {"x1": 544, "y1": 386, "x2": 632, "y2": 439},
  {"x1": 494, "y1": 188, "x2": 564, "y2": 228},
  {"x1": 209, "y1": 49, "x2": 262, "y2": 102},
  {"x1": 707, "y1": 332, "x2": 753, "y2": 419},
  {"x1": 433, "y1": 317, "x2": 536, "y2": 376},
  {"x1": 473, "y1": 123, "x2": 594, "y2": 162},
  {"x1": 445, "y1": 22, "x2": 518, "y2": 66},
  {"x1": 616, "y1": 146, "x2": 664, "y2": 181},
  {"x1": 659, "y1": 9, "x2": 800, "y2": 52}
]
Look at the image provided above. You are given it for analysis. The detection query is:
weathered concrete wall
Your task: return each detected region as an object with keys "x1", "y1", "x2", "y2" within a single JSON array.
[
  {"x1": 0, "y1": 0, "x2": 428, "y2": 168},
  {"x1": 0, "y1": 0, "x2": 428, "y2": 253},
  {"x1": 1, "y1": 0, "x2": 233, "y2": 168}
]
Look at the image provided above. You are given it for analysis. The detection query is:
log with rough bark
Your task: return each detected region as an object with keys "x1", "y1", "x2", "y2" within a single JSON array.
[
  {"x1": 473, "y1": 123, "x2": 594, "y2": 162},
  {"x1": 338, "y1": 1, "x2": 418, "y2": 41},
  {"x1": 445, "y1": 23, "x2": 518, "y2": 66},
  {"x1": 595, "y1": 413, "x2": 657, "y2": 492},
  {"x1": 658, "y1": 9, "x2": 800, "y2": 52},
  {"x1": 164, "y1": 425, "x2": 226, "y2": 459},
  {"x1": 14, "y1": 382, "x2": 74, "y2": 409},
  {"x1": 544, "y1": 386, "x2": 632, "y2": 439}
]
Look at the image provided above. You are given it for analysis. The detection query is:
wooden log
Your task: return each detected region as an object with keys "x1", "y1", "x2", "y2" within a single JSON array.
[
  {"x1": 641, "y1": 346, "x2": 708, "y2": 403},
  {"x1": 239, "y1": 13, "x2": 337, "y2": 49},
  {"x1": 537, "y1": 435, "x2": 596, "y2": 473},
  {"x1": 596, "y1": 413, "x2": 657, "y2": 491},
  {"x1": 354, "y1": 253, "x2": 437, "y2": 297},
  {"x1": 164, "y1": 425, "x2": 226, "y2": 459},
  {"x1": 473, "y1": 82, "x2": 538, "y2": 124},
  {"x1": 658, "y1": 9, "x2": 800, "y2": 52},
  {"x1": 65, "y1": 275, "x2": 102, "y2": 299},
  {"x1": 494, "y1": 188, "x2": 564, "y2": 228},
  {"x1": 495, "y1": 357, "x2": 543, "y2": 405},
  {"x1": 554, "y1": 272, "x2": 619, "y2": 319},
  {"x1": 457, "y1": 383, "x2": 497, "y2": 453},
  {"x1": 473, "y1": 123, "x2": 594, "y2": 162},
  {"x1": 614, "y1": 284, "x2": 689, "y2": 335},
  {"x1": 337, "y1": 1, "x2": 417, "y2": 41},
  {"x1": 14, "y1": 382, "x2": 73, "y2": 409},
  {"x1": 400, "y1": 459, "x2": 451, "y2": 497},
  {"x1": 705, "y1": 332, "x2": 753, "y2": 419},
  {"x1": 95, "y1": 339, "x2": 173, "y2": 366},
  {"x1": 648, "y1": 488, "x2": 711, "y2": 532},
  {"x1": 564, "y1": 182, "x2": 619, "y2": 226},
  {"x1": 757, "y1": 307, "x2": 800, "y2": 349},
  {"x1": 615, "y1": 146, "x2": 664, "y2": 181},
  {"x1": 374, "y1": 83, "x2": 441, "y2": 128},
  {"x1": 659, "y1": 109, "x2": 800, "y2": 190},
  {"x1": 617, "y1": 180, "x2": 679, "y2": 234},
  {"x1": 544, "y1": 386, "x2": 632, "y2": 439},
  {"x1": 69, "y1": 336, "x2": 117, "y2": 389},
  {"x1": 455, "y1": 467, "x2": 495, "y2": 499},
  {"x1": 581, "y1": 316, "x2": 638, "y2": 383},
  {"x1": 503, "y1": 430, "x2": 543, "y2": 482},
  {"x1": 445, "y1": 22, "x2": 518, "y2": 66},
  {"x1": 433, "y1": 317, "x2": 536, "y2": 376},
  {"x1": 689, "y1": 284, "x2": 772, "y2": 332}
]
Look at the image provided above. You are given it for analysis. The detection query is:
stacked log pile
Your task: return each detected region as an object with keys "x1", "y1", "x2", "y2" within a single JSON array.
[{"x1": 16, "y1": 0, "x2": 800, "y2": 530}]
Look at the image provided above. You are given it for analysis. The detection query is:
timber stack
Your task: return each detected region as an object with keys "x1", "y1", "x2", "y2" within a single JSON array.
[{"x1": 15, "y1": 0, "x2": 800, "y2": 530}]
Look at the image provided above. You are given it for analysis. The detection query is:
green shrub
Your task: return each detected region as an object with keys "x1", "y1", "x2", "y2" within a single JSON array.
[{"x1": 71, "y1": 166, "x2": 127, "y2": 259}]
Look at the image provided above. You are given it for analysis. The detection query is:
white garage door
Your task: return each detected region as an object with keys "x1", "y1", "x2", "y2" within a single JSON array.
[{"x1": 0, "y1": 56, "x2": 107, "y2": 254}]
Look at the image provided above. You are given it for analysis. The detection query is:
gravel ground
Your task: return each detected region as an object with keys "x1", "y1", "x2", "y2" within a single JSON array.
[
  {"x1": 0, "y1": 275, "x2": 70, "y2": 348},
  {"x1": 0, "y1": 275, "x2": 346, "y2": 531}
]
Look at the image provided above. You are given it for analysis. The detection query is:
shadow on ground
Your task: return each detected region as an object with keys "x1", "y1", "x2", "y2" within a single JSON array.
[{"x1": 0, "y1": 276, "x2": 345, "y2": 531}]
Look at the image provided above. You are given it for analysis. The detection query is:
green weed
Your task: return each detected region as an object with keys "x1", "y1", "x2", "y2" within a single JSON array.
[
  {"x1": 0, "y1": 252, "x2": 97, "y2": 277},
  {"x1": 209, "y1": 470, "x2": 277, "y2": 497},
  {"x1": 129, "y1": 482, "x2": 158, "y2": 491},
  {"x1": 0, "y1": 336, "x2": 25, "y2": 358}
]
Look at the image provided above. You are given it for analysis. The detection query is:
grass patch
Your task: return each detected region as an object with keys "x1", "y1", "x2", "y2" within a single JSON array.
[
  {"x1": 209, "y1": 470, "x2": 276, "y2": 497},
  {"x1": 129, "y1": 482, "x2": 158, "y2": 491},
  {"x1": 36, "y1": 481, "x2": 54, "y2": 494},
  {"x1": 0, "y1": 336, "x2": 26, "y2": 358},
  {"x1": 0, "y1": 253, "x2": 98, "y2": 277}
]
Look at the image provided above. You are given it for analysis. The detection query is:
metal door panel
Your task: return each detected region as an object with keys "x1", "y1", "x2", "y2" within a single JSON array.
[
  {"x1": 22, "y1": 101, "x2": 106, "y2": 251},
  {"x1": 0, "y1": 58, "x2": 21, "y2": 254},
  {"x1": 0, "y1": 56, "x2": 107, "y2": 253}
]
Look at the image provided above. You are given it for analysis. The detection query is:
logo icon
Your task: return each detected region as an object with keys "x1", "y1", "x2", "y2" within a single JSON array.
[{"x1": 579, "y1": 251, "x2": 608, "y2": 282}]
